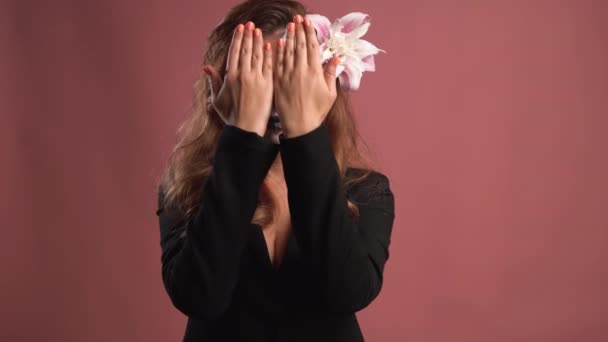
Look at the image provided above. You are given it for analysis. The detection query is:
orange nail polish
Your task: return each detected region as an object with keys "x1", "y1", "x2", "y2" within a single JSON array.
[{"x1": 333, "y1": 57, "x2": 341, "y2": 65}]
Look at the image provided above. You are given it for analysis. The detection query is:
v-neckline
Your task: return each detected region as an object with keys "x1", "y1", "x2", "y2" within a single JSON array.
[{"x1": 251, "y1": 224, "x2": 297, "y2": 274}]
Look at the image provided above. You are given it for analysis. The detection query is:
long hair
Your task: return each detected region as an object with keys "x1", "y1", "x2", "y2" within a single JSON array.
[{"x1": 159, "y1": 0, "x2": 378, "y2": 226}]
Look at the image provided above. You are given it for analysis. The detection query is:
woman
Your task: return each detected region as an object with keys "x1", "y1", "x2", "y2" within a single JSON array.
[{"x1": 156, "y1": 1, "x2": 395, "y2": 341}]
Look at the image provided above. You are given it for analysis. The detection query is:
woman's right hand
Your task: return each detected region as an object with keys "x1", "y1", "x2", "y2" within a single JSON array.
[{"x1": 203, "y1": 22, "x2": 274, "y2": 138}]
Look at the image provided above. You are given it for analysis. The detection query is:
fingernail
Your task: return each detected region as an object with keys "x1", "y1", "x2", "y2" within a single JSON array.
[
  {"x1": 294, "y1": 15, "x2": 302, "y2": 23},
  {"x1": 278, "y1": 38, "x2": 285, "y2": 47},
  {"x1": 236, "y1": 24, "x2": 244, "y2": 33},
  {"x1": 333, "y1": 57, "x2": 341, "y2": 65},
  {"x1": 255, "y1": 28, "x2": 261, "y2": 37},
  {"x1": 288, "y1": 22, "x2": 295, "y2": 32},
  {"x1": 246, "y1": 21, "x2": 254, "y2": 30},
  {"x1": 304, "y1": 19, "x2": 311, "y2": 27},
  {"x1": 264, "y1": 42, "x2": 271, "y2": 51}
]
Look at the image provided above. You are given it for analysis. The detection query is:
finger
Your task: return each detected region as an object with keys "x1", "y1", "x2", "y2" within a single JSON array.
[
  {"x1": 262, "y1": 41, "x2": 273, "y2": 79},
  {"x1": 293, "y1": 14, "x2": 307, "y2": 69},
  {"x1": 226, "y1": 24, "x2": 244, "y2": 74},
  {"x1": 284, "y1": 22, "x2": 295, "y2": 72},
  {"x1": 324, "y1": 56, "x2": 341, "y2": 94},
  {"x1": 304, "y1": 18, "x2": 321, "y2": 69},
  {"x1": 274, "y1": 38, "x2": 285, "y2": 78},
  {"x1": 252, "y1": 28, "x2": 263, "y2": 73},
  {"x1": 203, "y1": 65, "x2": 222, "y2": 99},
  {"x1": 240, "y1": 21, "x2": 255, "y2": 72}
]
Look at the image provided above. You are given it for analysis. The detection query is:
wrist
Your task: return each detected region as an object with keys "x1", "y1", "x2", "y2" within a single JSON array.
[
  {"x1": 235, "y1": 117, "x2": 267, "y2": 138},
  {"x1": 281, "y1": 118, "x2": 323, "y2": 138}
]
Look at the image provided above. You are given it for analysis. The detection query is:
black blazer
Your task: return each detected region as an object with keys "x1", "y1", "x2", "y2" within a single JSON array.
[{"x1": 156, "y1": 122, "x2": 395, "y2": 342}]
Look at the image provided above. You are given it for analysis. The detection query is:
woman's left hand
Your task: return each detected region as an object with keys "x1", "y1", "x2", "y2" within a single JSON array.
[{"x1": 273, "y1": 14, "x2": 341, "y2": 138}]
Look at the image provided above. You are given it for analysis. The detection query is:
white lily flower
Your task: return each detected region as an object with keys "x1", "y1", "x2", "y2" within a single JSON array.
[{"x1": 306, "y1": 12, "x2": 386, "y2": 91}]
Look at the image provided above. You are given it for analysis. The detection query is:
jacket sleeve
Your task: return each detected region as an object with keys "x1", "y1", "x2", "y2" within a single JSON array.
[
  {"x1": 279, "y1": 122, "x2": 395, "y2": 313},
  {"x1": 156, "y1": 125, "x2": 279, "y2": 320}
]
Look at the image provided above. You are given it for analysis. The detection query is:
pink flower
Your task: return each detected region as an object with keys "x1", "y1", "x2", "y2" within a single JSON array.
[{"x1": 306, "y1": 12, "x2": 386, "y2": 91}]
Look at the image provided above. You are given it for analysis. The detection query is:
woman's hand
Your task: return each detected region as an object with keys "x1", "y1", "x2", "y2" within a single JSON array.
[
  {"x1": 203, "y1": 22, "x2": 274, "y2": 137},
  {"x1": 273, "y1": 14, "x2": 341, "y2": 138}
]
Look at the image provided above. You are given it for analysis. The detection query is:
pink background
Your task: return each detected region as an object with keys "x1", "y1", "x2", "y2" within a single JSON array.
[{"x1": 2, "y1": 0, "x2": 607, "y2": 341}]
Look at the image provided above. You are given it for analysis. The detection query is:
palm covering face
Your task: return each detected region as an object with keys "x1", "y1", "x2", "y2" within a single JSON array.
[
  {"x1": 205, "y1": 22, "x2": 274, "y2": 136},
  {"x1": 272, "y1": 15, "x2": 339, "y2": 138},
  {"x1": 204, "y1": 16, "x2": 340, "y2": 138}
]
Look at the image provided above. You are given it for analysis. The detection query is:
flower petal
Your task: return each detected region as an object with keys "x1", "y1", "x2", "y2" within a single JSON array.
[
  {"x1": 336, "y1": 63, "x2": 345, "y2": 77},
  {"x1": 305, "y1": 14, "x2": 331, "y2": 44},
  {"x1": 352, "y1": 39, "x2": 385, "y2": 58},
  {"x1": 320, "y1": 44, "x2": 334, "y2": 64},
  {"x1": 362, "y1": 55, "x2": 375, "y2": 72},
  {"x1": 347, "y1": 22, "x2": 370, "y2": 39},
  {"x1": 335, "y1": 12, "x2": 370, "y2": 34},
  {"x1": 341, "y1": 56, "x2": 364, "y2": 90},
  {"x1": 339, "y1": 73, "x2": 350, "y2": 90}
]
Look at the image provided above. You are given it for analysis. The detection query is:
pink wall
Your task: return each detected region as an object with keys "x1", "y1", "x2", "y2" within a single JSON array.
[{"x1": 2, "y1": 0, "x2": 607, "y2": 341}]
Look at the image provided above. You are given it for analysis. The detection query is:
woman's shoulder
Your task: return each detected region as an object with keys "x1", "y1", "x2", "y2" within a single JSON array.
[
  {"x1": 345, "y1": 167, "x2": 390, "y2": 183},
  {"x1": 344, "y1": 167, "x2": 392, "y2": 202}
]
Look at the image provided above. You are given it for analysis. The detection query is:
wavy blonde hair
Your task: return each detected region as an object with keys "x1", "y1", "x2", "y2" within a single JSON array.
[{"x1": 159, "y1": 0, "x2": 378, "y2": 226}]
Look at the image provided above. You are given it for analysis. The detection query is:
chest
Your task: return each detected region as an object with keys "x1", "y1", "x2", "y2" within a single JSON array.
[{"x1": 260, "y1": 204, "x2": 292, "y2": 269}]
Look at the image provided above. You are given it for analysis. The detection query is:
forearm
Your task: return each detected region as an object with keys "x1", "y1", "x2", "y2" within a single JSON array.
[
  {"x1": 279, "y1": 121, "x2": 395, "y2": 313},
  {"x1": 158, "y1": 124, "x2": 279, "y2": 319}
]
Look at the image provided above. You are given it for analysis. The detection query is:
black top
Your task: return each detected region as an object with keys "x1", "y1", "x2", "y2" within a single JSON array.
[{"x1": 156, "y1": 122, "x2": 395, "y2": 342}]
